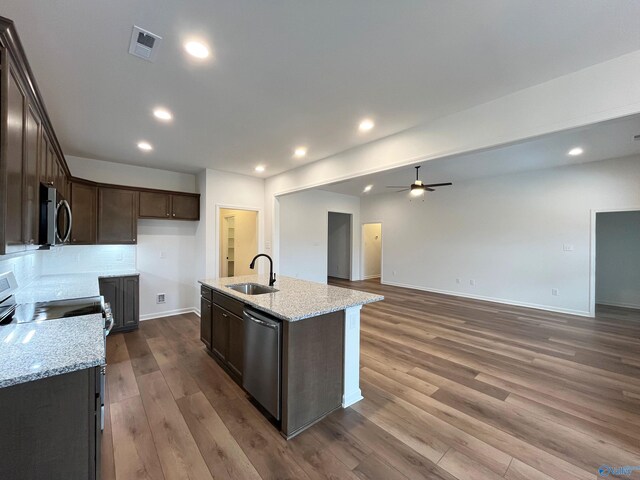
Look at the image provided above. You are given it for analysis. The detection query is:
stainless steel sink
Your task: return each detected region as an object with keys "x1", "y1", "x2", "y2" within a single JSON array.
[{"x1": 226, "y1": 283, "x2": 278, "y2": 295}]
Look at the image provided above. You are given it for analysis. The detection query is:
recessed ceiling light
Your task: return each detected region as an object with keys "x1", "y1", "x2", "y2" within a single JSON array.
[
  {"x1": 568, "y1": 147, "x2": 583, "y2": 156},
  {"x1": 153, "y1": 108, "x2": 173, "y2": 121},
  {"x1": 255, "y1": 165, "x2": 265, "y2": 173},
  {"x1": 137, "y1": 141, "x2": 153, "y2": 151},
  {"x1": 293, "y1": 147, "x2": 307, "y2": 158},
  {"x1": 184, "y1": 41, "x2": 210, "y2": 59},
  {"x1": 363, "y1": 185, "x2": 373, "y2": 193},
  {"x1": 359, "y1": 119, "x2": 375, "y2": 132}
]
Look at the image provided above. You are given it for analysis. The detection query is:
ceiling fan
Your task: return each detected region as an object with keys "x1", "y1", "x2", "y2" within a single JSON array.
[{"x1": 386, "y1": 166, "x2": 452, "y2": 197}]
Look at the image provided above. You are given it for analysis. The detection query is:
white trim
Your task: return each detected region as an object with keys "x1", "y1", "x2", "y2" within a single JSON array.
[
  {"x1": 382, "y1": 280, "x2": 591, "y2": 317},
  {"x1": 140, "y1": 307, "x2": 198, "y2": 321},
  {"x1": 215, "y1": 203, "x2": 264, "y2": 277},
  {"x1": 362, "y1": 274, "x2": 381, "y2": 280},
  {"x1": 589, "y1": 206, "x2": 640, "y2": 317},
  {"x1": 595, "y1": 300, "x2": 640, "y2": 310},
  {"x1": 342, "y1": 305, "x2": 364, "y2": 408}
]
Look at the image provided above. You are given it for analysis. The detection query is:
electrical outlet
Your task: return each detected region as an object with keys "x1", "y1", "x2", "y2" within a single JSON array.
[
  {"x1": 159, "y1": 250, "x2": 166, "y2": 259},
  {"x1": 552, "y1": 288, "x2": 559, "y2": 296},
  {"x1": 455, "y1": 278, "x2": 461, "y2": 284},
  {"x1": 156, "y1": 293, "x2": 166, "y2": 304},
  {"x1": 563, "y1": 244, "x2": 574, "y2": 252},
  {"x1": 392, "y1": 270, "x2": 397, "y2": 276},
  {"x1": 470, "y1": 279, "x2": 476, "y2": 286}
]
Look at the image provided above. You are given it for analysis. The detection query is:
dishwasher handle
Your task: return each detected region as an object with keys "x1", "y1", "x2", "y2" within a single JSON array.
[{"x1": 243, "y1": 310, "x2": 279, "y2": 329}]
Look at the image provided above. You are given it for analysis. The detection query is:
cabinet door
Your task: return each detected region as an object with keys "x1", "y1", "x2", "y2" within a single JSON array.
[
  {"x1": 138, "y1": 191, "x2": 171, "y2": 219},
  {"x1": 121, "y1": 276, "x2": 139, "y2": 330},
  {"x1": 99, "y1": 277, "x2": 122, "y2": 330},
  {"x1": 171, "y1": 194, "x2": 199, "y2": 220},
  {"x1": 212, "y1": 304, "x2": 230, "y2": 361},
  {"x1": 97, "y1": 187, "x2": 137, "y2": 244},
  {"x1": 200, "y1": 297, "x2": 212, "y2": 349},
  {"x1": 38, "y1": 130, "x2": 49, "y2": 185},
  {"x1": 227, "y1": 313, "x2": 244, "y2": 379},
  {"x1": 23, "y1": 104, "x2": 41, "y2": 246},
  {"x1": 70, "y1": 182, "x2": 97, "y2": 244},
  {"x1": 46, "y1": 142, "x2": 55, "y2": 186},
  {"x1": 4, "y1": 63, "x2": 26, "y2": 250}
]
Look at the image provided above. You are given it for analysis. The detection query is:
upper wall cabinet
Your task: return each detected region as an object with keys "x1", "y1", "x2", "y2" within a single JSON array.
[
  {"x1": 70, "y1": 181, "x2": 97, "y2": 244},
  {"x1": 0, "y1": 17, "x2": 71, "y2": 255},
  {"x1": 138, "y1": 191, "x2": 200, "y2": 221},
  {"x1": 97, "y1": 187, "x2": 138, "y2": 244}
]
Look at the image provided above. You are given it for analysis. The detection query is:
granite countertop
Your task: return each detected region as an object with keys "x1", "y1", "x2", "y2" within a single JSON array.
[
  {"x1": 0, "y1": 313, "x2": 105, "y2": 388},
  {"x1": 0, "y1": 270, "x2": 138, "y2": 389},
  {"x1": 199, "y1": 274, "x2": 383, "y2": 321}
]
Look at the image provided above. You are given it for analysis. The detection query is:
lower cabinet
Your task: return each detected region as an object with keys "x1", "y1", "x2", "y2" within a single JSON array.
[
  {"x1": 0, "y1": 368, "x2": 100, "y2": 479},
  {"x1": 99, "y1": 274, "x2": 139, "y2": 333},
  {"x1": 200, "y1": 287, "x2": 243, "y2": 383}
]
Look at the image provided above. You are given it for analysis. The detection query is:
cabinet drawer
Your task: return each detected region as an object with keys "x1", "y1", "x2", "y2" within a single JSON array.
[
  {"x1": 212, "y1": 291, "x2": 244, "y2": 317},
  {"x1": 201, "y1": 285, "x2": 212, "y2": 301}
]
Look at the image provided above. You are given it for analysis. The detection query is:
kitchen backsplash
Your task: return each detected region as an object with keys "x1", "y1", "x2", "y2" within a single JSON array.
[
  {"x1": 41, "y1": 245, "x2": 136, "y2": 274},
  {"x1": 0, "y1": 251, "x2": 43, "y2": 288}
]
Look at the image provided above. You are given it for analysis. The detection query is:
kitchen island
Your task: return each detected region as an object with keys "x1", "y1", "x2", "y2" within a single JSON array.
[{"x1": 199, "y1": 274, "x2": 383, "y2": 439}]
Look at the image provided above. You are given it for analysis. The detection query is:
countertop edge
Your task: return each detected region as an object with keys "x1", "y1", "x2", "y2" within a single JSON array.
[
  {"x1": 0, "y1": 357, "x2": 105, "y2": 389},
  {"x1": 199, "y1": 279, "x2": 384, "y2": 322}
]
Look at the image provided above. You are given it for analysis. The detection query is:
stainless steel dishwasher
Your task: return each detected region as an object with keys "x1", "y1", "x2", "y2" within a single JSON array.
[{"x1": 243, "y1": 307, "x2": 282, "y2": 420}]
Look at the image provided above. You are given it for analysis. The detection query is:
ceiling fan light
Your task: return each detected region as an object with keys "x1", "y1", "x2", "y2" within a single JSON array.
[{"x1": 410, "y1": 188, "x2": 424, "y2": 197}]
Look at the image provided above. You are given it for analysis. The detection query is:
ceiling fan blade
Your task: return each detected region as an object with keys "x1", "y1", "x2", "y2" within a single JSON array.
[
  {"x1": 396, "y1": 189, "x2": 409, "y2": 193},
  {"x1": 425, "y1": 187, "x2": 435, "y2": 192},
  {"x1": 423, "y1": 182, "x2": 453, "y2": 187},
  {"x1": 386, "y1": 186, "x2": 408, "y2": 188}
]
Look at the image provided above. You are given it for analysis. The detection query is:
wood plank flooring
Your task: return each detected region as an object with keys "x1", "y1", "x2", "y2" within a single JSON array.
[{"x1": 103, "y1": 279, "x2": 640, "y2": 480}]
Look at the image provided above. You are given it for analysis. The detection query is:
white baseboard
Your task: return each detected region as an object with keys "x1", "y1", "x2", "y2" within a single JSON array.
[
  {"x1": 381, "y1": 280, "x2": 592, "y2": 317},
  {"x1": 363, "y1": 274, "x2": 381, "y2": 280},
  {"x1": 140, "y1": 307, "x2": 198, "y2": 321},
  {"x1": 596, "y1": 300, "x2": 640, "y2": 310}
]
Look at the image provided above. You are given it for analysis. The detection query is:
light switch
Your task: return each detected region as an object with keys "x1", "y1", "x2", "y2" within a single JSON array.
[{"x1": 563, "y1": 244, "x2": 574, "y2": 251}]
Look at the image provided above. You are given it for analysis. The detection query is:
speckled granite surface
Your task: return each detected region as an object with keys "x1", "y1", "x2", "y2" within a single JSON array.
[
  {"x1": 0, "y1": 270, "x2": 138, "y2": 389},
  {"x1": 0, "y1": 313, "x2": 105, "y2": 388},
  {"x1": 199, "y1": 274, "x2": 383, "y2": 321}
]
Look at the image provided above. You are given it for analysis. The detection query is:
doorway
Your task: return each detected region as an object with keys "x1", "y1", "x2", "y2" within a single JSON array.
[
  {"x1": 595, "y1": 210, "x2": 640, "y2": 315},
  {"x1": 362, "y1": 223, "x2": 382, "y2": 282},
  {"x1": 327, "y1": 212, "x2": 352, "y2": 280},
  {"x1": 219, "y1": 208, "x2": 258, "y2": 277}
]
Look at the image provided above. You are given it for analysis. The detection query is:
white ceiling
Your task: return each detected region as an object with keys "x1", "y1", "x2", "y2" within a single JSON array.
[
  {"x1": 318, "y1": 114, "x2": 640, "y2": 196},
  {"x1": 3, "y1": 1, "x2": 640, "y2": 176}
]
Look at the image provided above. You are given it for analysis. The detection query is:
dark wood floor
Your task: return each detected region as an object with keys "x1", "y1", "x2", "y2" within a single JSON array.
[{"x1": 102, "y1": 279, "x2": 640, "y2": 480}]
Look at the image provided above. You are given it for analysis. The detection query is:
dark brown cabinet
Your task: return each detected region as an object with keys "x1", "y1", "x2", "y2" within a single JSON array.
[
  {"x1": 138, "y1": 191, "x2": 200, "y2": 220},
  {"x1": 70, "y1": 181, "x2": 97, "y2": 244},
  {"x1": 99, "y1": 274, "x2": 139, "y2": 333},
  {"x1": 171, "y1": 194, "x2": 199, "y2": 220},
  {"x1": 200, "y1": 287, "x2": 244, "y2": 382},
  {"x1": 98, "y1": 187, "x2": 138, "y2": 244},
  {"x1": 200, "y1": 297, "x2": 212, "y2": 349},
  {"x1": 0, "y1": 367, "x2": 100, "y2": 479},
  {"x1": 24, "y1": 104, "x2": 41, "y2": 246}
]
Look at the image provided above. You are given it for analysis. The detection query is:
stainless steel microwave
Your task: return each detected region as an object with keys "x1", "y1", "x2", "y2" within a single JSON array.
[{"x1": 39, "y1": 184, "x2": 72, "y2": 247}]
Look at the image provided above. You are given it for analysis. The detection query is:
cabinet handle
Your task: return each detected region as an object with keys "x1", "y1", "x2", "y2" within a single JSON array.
[
  {"x1": 222, "y1": 312, "x2": 228, "y2": 318},
  {"x1": 166, "y1": 213, "x2": 169, "y2": 217},
  {"x1": 132, "y1": 238, "x2": 136, "y2": 241},
  {"x1": 172, "y1": 213, "x2": 176, "y2": 217}
]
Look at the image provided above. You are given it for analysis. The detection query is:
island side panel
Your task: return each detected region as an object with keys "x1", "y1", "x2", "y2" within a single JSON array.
[
  {"x1": 281, "y1": 311, "x2": 344, "y2": 439},
  {"x1": 343, "y1": 305, "x2": 364, "y2": 407}
]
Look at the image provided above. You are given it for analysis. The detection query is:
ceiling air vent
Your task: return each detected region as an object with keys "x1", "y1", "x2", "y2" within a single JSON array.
[
  {"x1": 634, "y1": 134, "x2": 640, "y2": 141},
  {"x1": 128, "y1": 26, "x2": 162, "y2": 62}
]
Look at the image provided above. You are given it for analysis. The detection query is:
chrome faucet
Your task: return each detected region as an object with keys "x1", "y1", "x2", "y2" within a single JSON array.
[{"x1": 249, "y1": 254, "x2": 276, "y2": 286}]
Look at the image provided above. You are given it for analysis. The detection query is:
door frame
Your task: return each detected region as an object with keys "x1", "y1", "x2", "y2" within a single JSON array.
[
  {"x1": 327, "y1": 211, "x2": 354, "y2": 281},
  {"x1": 360, "y1": 222, "x2": 383, "y2": 281},
  {"x1": 589, "y1": 206, "x2": 640, "y2": 317},
  {"x1": 216, "y1": 204, "x2": 263, "y2": 277},
  {"x1": 221, "y1": 214, "x2": 236, "y2": 277}
]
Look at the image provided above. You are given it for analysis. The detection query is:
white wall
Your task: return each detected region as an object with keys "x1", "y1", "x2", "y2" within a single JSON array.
[
  {"x1": 328, "y1": 212, "x2": 352, "y2": 279},
  {"x1": 64, "y1": 155, "x2": 199, "y2": 319},
  {"x1": 596, "y1": 211, "x2": 640, "y2": 309},
  {"x1": 42, "y1": 245, "x2": 136, "y2": 274},
  {"x1": 265, "y1": 50, "x2": 640, "y2": 271},
  {"x1": 279, "y1": 190, "x2": 360, "y2": 283},
  {"x1": 363, "y1": 223, "x2": 382, "y2": 278},
  {"x1": 0, "y1": 251, "x2": 42, "y2": 288},
  {"x1": 66, "y1": 156, "x2": 196, "y2": 192},
  {"x1": 361, "y1": 155, "x2": 640, "y2": 316}
]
